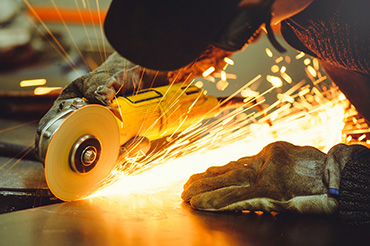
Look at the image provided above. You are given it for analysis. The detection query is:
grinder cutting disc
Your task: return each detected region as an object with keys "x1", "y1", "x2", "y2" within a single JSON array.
[{"x1": 45, "y1": 105, "x2": 120, "y2": 201}]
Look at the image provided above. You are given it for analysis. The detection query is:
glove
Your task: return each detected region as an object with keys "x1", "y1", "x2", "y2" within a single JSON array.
[
  {"x1": 36, "y1": 52, "x2": 170, "y2": 134},
  {"x1": 182, "y1": 141, "x2": 368, "y2": 215}
]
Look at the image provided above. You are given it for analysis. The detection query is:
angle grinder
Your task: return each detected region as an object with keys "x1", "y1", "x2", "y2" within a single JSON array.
[{"x1": 36, "y1": 83, "x2": 220, "y2": 201}]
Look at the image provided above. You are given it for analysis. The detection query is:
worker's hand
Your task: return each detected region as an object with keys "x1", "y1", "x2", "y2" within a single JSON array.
[
  {"x1": 182, "y1": 141, "x2": 367, "y2": 215},
  {"x1": 63, "y1": 53, "x2": 140, "y2": 105},
  {"x1": 37, "y1": 52, "x2": 170, "y2": 126},
  {"x1": 60, "y1": 52, "x2": 171, "y2": 105}
]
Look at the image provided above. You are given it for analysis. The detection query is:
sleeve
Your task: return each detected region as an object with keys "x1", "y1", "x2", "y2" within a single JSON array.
[{"x1": 280, "y1": 0, "x2": 370, "y2": 122}]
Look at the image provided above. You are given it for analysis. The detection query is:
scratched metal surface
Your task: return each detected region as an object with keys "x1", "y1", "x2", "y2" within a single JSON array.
[{"x1": 0, "y1": 179, "x2": 369, "y2": 246}]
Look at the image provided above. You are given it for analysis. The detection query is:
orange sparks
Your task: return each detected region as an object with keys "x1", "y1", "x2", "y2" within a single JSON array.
[
  {"x1": 266, "y1": 75, "x2": 283, "y2": 88},
  {"x1": 34, "y1": 86, "x2": 63, "y2": 95},
  {"x1": 304, "y1": 58, "x2": 311, "y2": 65},
  {"x1": 358, "y1": 134, "x2": 366, "y2": 141},
  {"x1": 313, "y1": 58, "x2": 320, "y2": 71},
  {"x1": 224, "y1": 57, "x2": 235, "y2": 65},
  {"x1": 202, "y1": 67, "x2": 215, "y2": 77},
  {"x1": 194, "y1": 81, "x2": 204, "y2": 88},
  {"x1": 83, "y1": 38, "x2": 367, "y2": 201},
  {"x1": 241, "y1": 88, "x2": 259, "y2": 98},
  {"x1": 216, "y1": 80, "x2": 229, "y2": 91},
  {"x1": 281, "y1": 73, "x2": 292, "y2": 83},
  {"x1": 275, "y1": 56, "x2": 284, "y2": 63},
  {"x1": 91, "y1": 80, "x2": 351, "y2": 198},
  {"x1": 221, "y1": 71, "x2": 227, "y2": 81},
  {"x1": 307, "y1": 65, "x2": 317, "y2": 77},
  {"x1": 295, "y1": 52, "x2": 305, "y2": 60},
  {"x1": 20, "y1": 79, "x2": 47, "y2": 87},
  {"x1": 265, "y1": 48, "x2": 273, "y2": 57},
  {"x1": 271, "y1": 65, "x2": 279, "y2": 73}
]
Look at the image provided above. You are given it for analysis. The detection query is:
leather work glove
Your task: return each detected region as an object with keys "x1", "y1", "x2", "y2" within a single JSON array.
[
  {"x1": 182, "y1": 141, "x2": 368, "y2": 215},
  {"x1": 36, "y1": 52, "x2": 169, "y2": 134}
]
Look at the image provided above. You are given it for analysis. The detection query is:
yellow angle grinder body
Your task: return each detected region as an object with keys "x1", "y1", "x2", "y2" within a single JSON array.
[{"x1": 37, "y1": 84, "x2": 219, "y2": 201}]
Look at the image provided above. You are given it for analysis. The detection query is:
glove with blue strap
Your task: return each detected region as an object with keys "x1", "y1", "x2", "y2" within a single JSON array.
[{"x1": 182, "y1": 141, "x2": 369, "y2": 225}]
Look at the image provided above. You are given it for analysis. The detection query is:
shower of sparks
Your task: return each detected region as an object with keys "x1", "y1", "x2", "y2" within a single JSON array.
[
  {"x1": 93, "y1": 88, "x2": 350, "y2": 197},
  {"x1": 91, "y1": 50, "x2": 369, "y2": 197}
]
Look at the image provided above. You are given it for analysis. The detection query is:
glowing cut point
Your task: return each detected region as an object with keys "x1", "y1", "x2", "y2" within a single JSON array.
[{"x1": 20, "y1": 79, "x2": 46, "y2": 87}]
